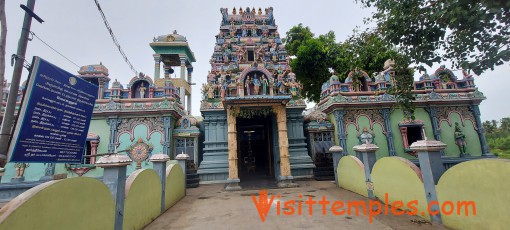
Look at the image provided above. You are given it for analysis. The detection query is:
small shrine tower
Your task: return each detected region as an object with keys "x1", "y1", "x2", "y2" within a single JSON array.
[{"x1": 150, "y1": 30, "x2": 196, "y2": 113}]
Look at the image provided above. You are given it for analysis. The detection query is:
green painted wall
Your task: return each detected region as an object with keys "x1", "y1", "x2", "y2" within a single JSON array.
[
  {"x1": 371, "y1": 157, "x2": 430, "y2": 221},
  {"x1": 345, "y1": 116, "x2": 388, "y2": 159},
  {"x1": 89, "y1": 118, "x2": 111, "y2": 158},
  {"x1": 1, "y1": 163, "x2": 46, "y2": 183},
  {"x1": 0, "y1": 177, "x2": 114, "y2": 229},
  {"x1": 437, "y1": 159, "x2": 510, "y2": 230},
  {"x1": 336, "y1": 156, "x2": 367, "y2": 197},
  {"x1": 118, "y1": 123, "x2": 164, "y2": 175},
  {"x1": 123, "y1": 169, "x2": 162, "y2": 230},
  {"x1": 389, "y1": 108, "x2": 434, "y2": 160},
  {"x1": 439, "y1": 112, "x2": 481, "y2": 157},
  {"x1": 414, "y1": 108, "x2": 434, "y2": 140},
  {"x1": 165, "y1": 163, "x2": 185, "y2": 210}
]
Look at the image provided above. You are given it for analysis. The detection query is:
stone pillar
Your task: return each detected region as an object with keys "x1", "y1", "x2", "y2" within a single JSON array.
[
  {"x1": 149, "y1": 153, "x2": 170, "y2": 213},
  {"x1": 274, "y1": 105, "x2": 296, "y2": 187},
  {"x1": 162, "y1": 117, "x2": 172, "y2": 157},
  {"x1": 353, "y1": 144, "x2": 379, "y2": 199},
  {"x1": 90, "y1": 140, "x2": 99, "y2": 164},
  {"x1": 176, "y1": 153, "x2": 189, "y2": 194},
  {"x1": 106, "y1": 118, "x2": 121, "y2": 153},
  {"x1": 329, "y1": 146, "x2": 344, "y2": 185},
  {"x1": 153, "y1": 54, "x2": 161, "y2": 80},
  {"x1": 410, "y1": 140, "x2": 446, "y2": 224},
  {"x1": 98, "y1": 78, "x2": 104, "y2": 99},
  {"x1": 96, "y1": 154, "x2": 132, "y2": 230},
  {"x1": 186, "y1": 67, "x2": 193, "y2": 114},
  {"x1": 163, "y1": 65, "x2": 170, "y2": 79},
  {"x1": 180, "y1": 58, "x2": 186, "y2": 79},
  {"x1": 225, "y1": 107, "x2": 241, "y2": 190},
  {"x1": 470, "y1": 105, "x2": 490, "y2": 156},
  {"x1": 334, "y1": 110, "x2": 348, "y2": 154},
  {"x1": 379, "y1": 108, "x2": 396, "y2": 156}
]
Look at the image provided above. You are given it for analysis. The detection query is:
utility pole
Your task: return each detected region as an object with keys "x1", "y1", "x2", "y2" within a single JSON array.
[{"x1": 0, "y1": 0, "x2": 42, "y2": 167}]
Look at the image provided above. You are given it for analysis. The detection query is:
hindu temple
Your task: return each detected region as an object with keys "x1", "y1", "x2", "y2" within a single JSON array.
[
  {"x1": 0, "y1": 7, "x2": 492, "y2": 193},
  {"x1": 197, "y1": 7, "x2": 313, "y2": 189}
]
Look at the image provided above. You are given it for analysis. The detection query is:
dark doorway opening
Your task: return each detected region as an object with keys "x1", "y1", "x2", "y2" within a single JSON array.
[
  {"x1": 247, "y1": 50, "x2": 255, "y2": 62},
  {"x1": 237, "y1": 114, "x2": 276, "y2": 189},
  {"x1": 406, "y1": 126, "x2": 423, "y2": 146}
]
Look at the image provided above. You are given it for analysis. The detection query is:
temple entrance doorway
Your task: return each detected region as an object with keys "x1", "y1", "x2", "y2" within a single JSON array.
[{"x1": 237, "y1": 114, "x2": 277, "y2": 188}]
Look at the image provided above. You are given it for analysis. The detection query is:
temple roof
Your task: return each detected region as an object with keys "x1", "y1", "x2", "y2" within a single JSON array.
[
  {"x1": 154, "y1": 30, "x2": 187, "y2": 43},
  {"x1": 78, "y1": 63, "x2": 109, "y2": 76}
]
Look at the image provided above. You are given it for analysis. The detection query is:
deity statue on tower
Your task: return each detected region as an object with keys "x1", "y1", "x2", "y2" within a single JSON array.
[
  {"x1": 253, "y1": 74, "x2": 261, "y2": 95},
  {"x1": 262, "y1": 77, "x2": 269, "y2": 95},
  {"x1": 245, "y1": 76, "x2": 252, "y2": 96}
]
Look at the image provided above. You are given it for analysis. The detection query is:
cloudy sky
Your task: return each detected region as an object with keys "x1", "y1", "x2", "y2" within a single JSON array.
[{"x1": 4, "y1": 0, "x2": 509, "y2": 122}]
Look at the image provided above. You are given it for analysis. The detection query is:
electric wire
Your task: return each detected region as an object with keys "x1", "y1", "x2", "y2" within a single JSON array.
[
  {"x1": 29, "y1": 31, "x2": 80, "y2": 68},
  {"x1": 93, "y1": 0, "x2": 138, "y2": 76}
]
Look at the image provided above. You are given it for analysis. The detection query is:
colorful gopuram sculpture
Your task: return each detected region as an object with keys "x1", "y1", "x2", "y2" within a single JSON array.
[{"x1": 198, "y1": 7, "x2": 313, "y2": 189}]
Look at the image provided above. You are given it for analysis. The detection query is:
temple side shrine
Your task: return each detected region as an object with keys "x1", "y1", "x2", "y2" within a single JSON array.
[
  {"x1": 198, "y1": 7, "x2": 314, "y2": 189},
  {"x1": 315, "y1": 60, "x2": 489, "y2": 165},
  {"x1": 1, "y1": 31, "x2": 199, "y2": 182}
]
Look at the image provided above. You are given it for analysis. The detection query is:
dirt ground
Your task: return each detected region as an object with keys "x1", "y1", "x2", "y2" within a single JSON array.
[{"x1": 144, "y1": 180, "x2": 448, "y2": 230}]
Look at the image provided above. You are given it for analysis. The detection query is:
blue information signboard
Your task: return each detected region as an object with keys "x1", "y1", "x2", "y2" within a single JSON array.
[{"x1": 8, "y1": 57, "x2": 98, "y2": 163}]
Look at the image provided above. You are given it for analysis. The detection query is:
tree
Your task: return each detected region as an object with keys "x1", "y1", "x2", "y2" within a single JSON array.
[
  {"x1": 283, "y1": 23, "x2": 314, "y2": 56},
  {"x1": 483, "y1": 120, "x2": 498, "y2": 134},
  {"x1": 485, "y1": 116, "x2": 510, "y2": 159},
  {"x1": 358, "y1": 0, "x2": 510, "y2": 75},
  {"x1": 290, "y1": 37, "x2": 332, "y2": 102},
  {"x1": 285, "y1": 27, "x2": 409, "y2": 103}
]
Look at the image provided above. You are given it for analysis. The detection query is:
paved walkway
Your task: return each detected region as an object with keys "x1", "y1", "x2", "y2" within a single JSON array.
[{"x1": 145, "y1": 181, "x2": 447, "y2": 230}]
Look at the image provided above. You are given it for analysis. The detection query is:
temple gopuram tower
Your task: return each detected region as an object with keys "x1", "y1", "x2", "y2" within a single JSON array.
[
  {"x1": 150, "y1": 31, "x2": 196, "y2": 113},
  {"x1": 198, "y1": 7, "x2": 314, "y2": 189}
]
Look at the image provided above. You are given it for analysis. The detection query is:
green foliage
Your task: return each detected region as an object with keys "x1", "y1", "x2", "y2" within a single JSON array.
[
  {"x1": 484, "y1": 117, "x2": 510, "y2": 158},
  {"x1": 386, "y1": 56, "x2": 416, "y2": 119},
  {"x1": 285, "y1": 27, "x2": 410, "y2": 103},
  {"x1": 284, "y1": 23, "x2": 314, "y2": 56},
  {"x1": 290, "y1": 38, "x2": 332, "y2": 102},
  {"x1": 358, "y1": 0, "x2": 510, "y2": 75}
]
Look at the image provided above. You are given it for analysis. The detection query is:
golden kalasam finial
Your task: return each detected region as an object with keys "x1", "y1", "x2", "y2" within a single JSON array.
[
  {"x1": 239, "y1": 7, "x2": 243, "y2": 14},
  {"x1": 258, "y1": 8, "x2": 262, "y2": 15},
  {"x1": 233, "y1": 7, "x2": 236, "y2": 15}
]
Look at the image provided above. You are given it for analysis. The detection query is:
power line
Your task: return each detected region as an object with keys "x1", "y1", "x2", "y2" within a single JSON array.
[
  {"x1": 93, "y1": 0, "x2": 138, "y2": 76},
  {"x1": 29, "y1": 31, "x2": 80, "y2": 68}
]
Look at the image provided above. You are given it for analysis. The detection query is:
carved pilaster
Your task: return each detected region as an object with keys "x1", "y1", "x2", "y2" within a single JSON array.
[
  {"x1": 470, "y1": 105, "x2": 490, "y2": 156},
  {"x1": 334, "y1": 110, "x2": 348, "y2": 154},
  {"x1": 425, "y1": 107, "x2": 442, "y2": 141},
  {"x1": 162, "y1": 117, "x2": 172, "y2": 157},
  {"x1": 107, "y1": 118, "x2": 121, "y2": 153},
  {"x1": 379, "y1": 108, "x2": 397, "y2": 156}
]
